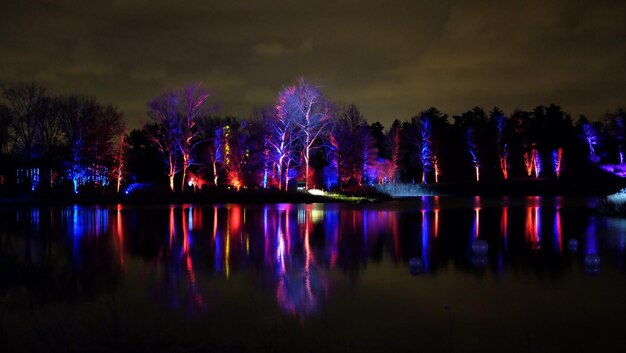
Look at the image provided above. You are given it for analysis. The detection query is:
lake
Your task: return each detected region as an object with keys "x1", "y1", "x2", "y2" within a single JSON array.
[{"x1": 1, "y1": 197, "x2": 625, "y2": 352}]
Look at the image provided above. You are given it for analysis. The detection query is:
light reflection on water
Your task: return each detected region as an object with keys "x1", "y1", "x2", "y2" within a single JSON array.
[{"x1": 2, "y1": 197, "x2": 626, "y2": 351}]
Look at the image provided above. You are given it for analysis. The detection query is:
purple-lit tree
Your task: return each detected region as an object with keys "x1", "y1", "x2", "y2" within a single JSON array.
[
  {"x1": 552, "y1": 148, "x2": 563, "y2": 178},
  {"x1": 579, "y1": 118, "x2": 598, "y2": 159},
  {"x1": 147, "y1": 91, "x2": 181, "y2": 191},
  {"x1": 532, "y1": 148, "x2": 541, "y2": 177},
  {"x1": 276, "y1": 78, "x2": 333, "y2": 190}
]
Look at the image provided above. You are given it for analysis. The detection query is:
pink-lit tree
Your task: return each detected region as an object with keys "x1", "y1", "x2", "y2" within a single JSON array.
[{"x1": 111, "y1": 134, "x2": 128, "y2": 193}]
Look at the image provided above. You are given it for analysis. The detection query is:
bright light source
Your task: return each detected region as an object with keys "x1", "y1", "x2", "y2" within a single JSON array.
[{"x1": 307, "y1": 189, "x2": 326, "y2": 196}]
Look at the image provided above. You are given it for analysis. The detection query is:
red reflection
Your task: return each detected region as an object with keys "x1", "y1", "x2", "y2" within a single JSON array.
[
  {"x1": 182, "y1": 207, "x2": 189, "y2": 254},
  {"x1": 434, "y1": 209, "x2": 439, "y2": 239},
  {"x1": 500, "y1": 206, "x2": 508, "y2": 244},
  {"x1": 474, "y1": 207, "x2": 480, "y2": 238},
  {"x1": 229, "y1": 205, "x2": 242, "y2": 237},
  {"x1": 525, "y1": 207, "x2": 541, "y2": 249},
  {"x1": 169, "y1": 206, "x2": 175, "y2": 247},
  {"x1": 212, "y1": 207, "x2": 218, "y2": 241},
  {"x1": 116, "y1": 204, "x2": 125, "y2": 268}
]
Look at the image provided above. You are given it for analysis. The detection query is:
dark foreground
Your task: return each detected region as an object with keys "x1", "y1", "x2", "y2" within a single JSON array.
[{"x1": 1, "y1": 198, "x2": 626, "y2": 352}]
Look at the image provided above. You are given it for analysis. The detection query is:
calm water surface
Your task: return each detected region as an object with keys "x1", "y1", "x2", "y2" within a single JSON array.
[{"x1": 1, "y1": 197, "x2": 625, "y2": 352}]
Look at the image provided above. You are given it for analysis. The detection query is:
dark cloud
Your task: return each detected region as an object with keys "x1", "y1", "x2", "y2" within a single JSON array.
[{"x1": 1, "y1": 0, "x2": 624, "y2": 127}]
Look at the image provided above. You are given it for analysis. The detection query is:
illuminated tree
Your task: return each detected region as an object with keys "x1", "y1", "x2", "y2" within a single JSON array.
[
  {"x1": 111, "y1": 134, "x2": 128, "y2": 193},
  {"x1": 276, "y1": 78, "x2": 333, "y2": 190},
  {"x1": 578, "y1": 117, "x2": 598, "y2": 160},
  {"x1": 250, "y1": 107, "x2": 276, "y2": 188},
  {"x1": 489, "y1": 107, "x2": 509, "y2": 179},
  {"x1": 177, "y1": 84, "x2": 214, "y2": 191},
  {"x1": 456, "y1": 107, "x2": 487, "y2": 182},
  {"x1": 271, "y1": 96, "x2": 299, "y2": 190},
  {"x1": 147, "y1": 93, "x2": 179, "y2": 191},
  {"x1": 147, "y1": 83, "x2": 216, "y2": 191},
  {"x1": 409, "y1": 114, "x2": 434, "y2": 184}
]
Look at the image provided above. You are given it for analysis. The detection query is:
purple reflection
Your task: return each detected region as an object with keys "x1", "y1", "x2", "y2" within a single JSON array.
[
  {"x1": 421, "y1": 210, "x2": 429, "y2": 270},
  {"x1": 554, "y1": 209, "x2": 563, "y2": 253},
  {"x1": 270, "y1": 205, "x2": 329, "y2": 319}
]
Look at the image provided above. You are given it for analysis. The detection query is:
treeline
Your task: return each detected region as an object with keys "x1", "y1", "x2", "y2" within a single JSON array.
[{"x1": 0, "y1": 79, "x2": 624, "y2": 194}]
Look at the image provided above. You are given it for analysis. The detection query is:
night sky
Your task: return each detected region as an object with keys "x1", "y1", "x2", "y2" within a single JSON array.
[{"x1": 1, "y1": 0, "x2": 625, "y2": 128}]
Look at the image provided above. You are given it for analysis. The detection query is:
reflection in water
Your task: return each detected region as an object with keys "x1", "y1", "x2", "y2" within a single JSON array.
[
  {"x1": 421, "y1": 210, "x2": 429, "y2": 270},
  {"x1": 554, "y1": 208, "x2": 563, "y2": 254},
  {"x1": 525, "y1": 205, "x2": 541, "y2": 250},
  {"x1": 3, "y1": 198, "x2": 626, "y2": 321}
]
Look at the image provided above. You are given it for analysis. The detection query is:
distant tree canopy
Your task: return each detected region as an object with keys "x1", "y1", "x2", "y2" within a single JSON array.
[{"x1": 1, "y1": 80, "x2": 624, "y2": 194}]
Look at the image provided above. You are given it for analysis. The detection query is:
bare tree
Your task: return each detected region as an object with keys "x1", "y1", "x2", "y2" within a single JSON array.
[
  {"x1": 276, "y1": 78, "x2": 333, "y2": 190},
  {"x1": 148, "y1": 83, "x2": 215, "y2": 192},
  {"x1": 2, "y1": 82, "x2": 49, "y2": 163}
]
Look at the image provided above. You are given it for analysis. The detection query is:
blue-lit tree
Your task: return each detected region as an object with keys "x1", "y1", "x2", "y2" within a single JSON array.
[
  {"x1": 456, "y1": 107, "x2": 487, "y2": 182},
  {"x1": 490, "y1": 107, "x2": 509, "y2": 179},
  {"x1": 409, "y1": 115, "x2": 433, "y2": 184}
]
